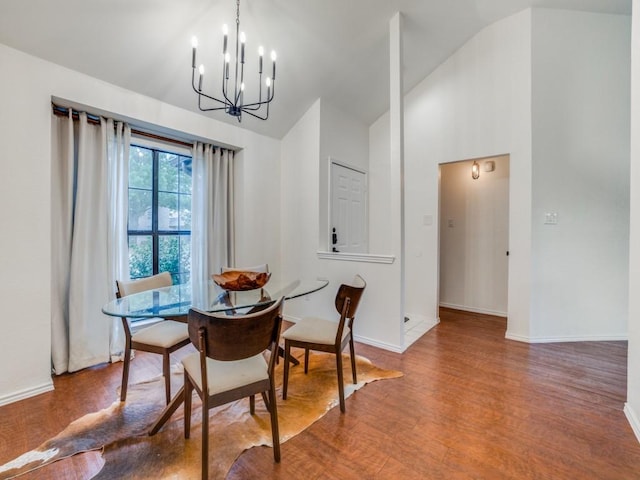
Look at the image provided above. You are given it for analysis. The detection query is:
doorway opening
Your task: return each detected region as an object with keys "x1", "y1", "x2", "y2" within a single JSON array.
[{"x1": 438, "y1": 154, "x2": 510, "y2": 319}]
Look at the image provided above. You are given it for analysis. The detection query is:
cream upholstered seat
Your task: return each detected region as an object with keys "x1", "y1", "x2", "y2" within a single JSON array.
[
  {"x1": 183, "y1": 296, "x2": 284, "y2": 480},
  {"x1": 282, "y1": 274, "x2": 366, "y2": 413},
  {"x1": 116, "y1": 272, "x2": 190, "y2": 404},
  {"x1": 281, "y1": 317, "x2": 351, "y2": 345}
]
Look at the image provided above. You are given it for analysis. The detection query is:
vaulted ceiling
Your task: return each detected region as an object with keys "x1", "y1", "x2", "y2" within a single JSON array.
[{"x1": 0, "y1": 0, "x2": 631, "y2": 138}]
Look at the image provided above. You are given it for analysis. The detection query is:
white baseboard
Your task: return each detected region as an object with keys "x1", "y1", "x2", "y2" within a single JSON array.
[
  {"x1": 439, "y1": 302, "x2": 506, "y2": 317},
  {"x1": 0, "y1": 381, "x2": 54, "y2": 407},
  {"x1": 353, "y1": 334, "x2": 403, "y2": 353},
  {"x1": 506, "y1": 332, "x2": 628, "y2": 343},
  {"x1": 625, "y1": 403, "x2": 640, "y2": 444}
]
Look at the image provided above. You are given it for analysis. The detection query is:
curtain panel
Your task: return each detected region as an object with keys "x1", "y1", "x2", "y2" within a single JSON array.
[
  {"x1": 191, "y1": 143, "x2": 235, "y2": 295},
  {"x1": 51, "y1": 111, "x2": 130, "y2": 374}
]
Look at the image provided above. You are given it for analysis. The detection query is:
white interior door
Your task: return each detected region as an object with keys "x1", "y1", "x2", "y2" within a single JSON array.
[{"x1": 330, "y1": 162, "x2": 367, "y2": 254}]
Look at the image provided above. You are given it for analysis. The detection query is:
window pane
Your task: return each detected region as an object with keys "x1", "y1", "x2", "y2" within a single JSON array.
[
  {"x1": 128, "y1": 235, "x2": 152, "y2": 279},
  {"x1": 128, "y1": 189, "x2": 152, "y2": 230},
  {"x1": 158, "y1": 235, "x2": 179, "y2": 275},
  {"x1": 158, "y1": 192, "x2": 178, "y2": 230},
  {"x1": 179, "y1": 234, "x2": 191, "y2": 277},
  {"x1": 158, "y1": 152, "x2": 179, "y2": 193},
  {"x1": 129, "y1": 146, "x2": 153, "y2": 189},
  {"x1": 179, "y1": 156, "x2": 192, "y2": 194},
  {"x1": 179, "y1": 193, "x2": 191, "y2": 230}
]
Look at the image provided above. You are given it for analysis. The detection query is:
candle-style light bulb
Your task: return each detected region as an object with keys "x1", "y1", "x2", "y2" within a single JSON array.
[
  {"x1": 191, "y1": 36, "x2": 198, "y2": 68},
  {"x1": 198, "y1": 64, "x2": 204, "y2": 91},
  {"x1": 222, "y1": 24, "x2": 228, "y2": 54},
  {"x1": 270, "y1": 51, "x2": 277, "y2": 80},
  {"x1": 240, "y1": 32, "x2": 246, "y2": 64},
  {"x1": 258, "y1": 46, "x2": 264, "y2": 74},
  {"x1": 266, "y1": 77, "x2": 271, "y2": 98}
]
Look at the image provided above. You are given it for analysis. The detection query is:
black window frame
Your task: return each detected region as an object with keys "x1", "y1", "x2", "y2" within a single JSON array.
[{"x1": 127, "y1": 144, "x2": 192, "y2": 284}]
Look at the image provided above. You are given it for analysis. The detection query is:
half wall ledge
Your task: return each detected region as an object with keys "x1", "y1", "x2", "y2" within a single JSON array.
[{"x1": 316, "y1": 251, "x2": 395, "y2": 264}]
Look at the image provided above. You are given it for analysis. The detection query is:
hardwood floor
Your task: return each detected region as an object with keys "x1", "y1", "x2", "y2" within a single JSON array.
[{"x1": 2, "y1": 308, "x2": 640, "y2": 479}]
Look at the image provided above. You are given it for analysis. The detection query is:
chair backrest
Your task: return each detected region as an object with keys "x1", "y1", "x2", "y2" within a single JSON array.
[
  {"x1": 188, "y1": 296, "x2": 284, "y2": 362},
  {"x1": 334, "y1": 274, "x2": 366, "y2": 320},
  {"x1": 116, "y1": 272, "x2": 172, "y2": 298},
  {"x1": 221, "y1": 263, "x2": 269, "y2": 274}
]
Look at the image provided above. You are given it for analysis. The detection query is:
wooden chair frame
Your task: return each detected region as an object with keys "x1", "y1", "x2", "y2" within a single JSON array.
[
  {"x1": 116, "y1": 272, "x2": 190, "y2": 404},
  {"x1": 183, "y1": 297, "x2": 284, "y2": 480},
  {"x1": 282, "y1": 275, "x2": 366, "y2": 413}
]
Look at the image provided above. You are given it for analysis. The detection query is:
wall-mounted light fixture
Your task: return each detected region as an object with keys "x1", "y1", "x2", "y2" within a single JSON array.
[{"x1": 471, "y1": 161, "x2": 480, "y2": 180}]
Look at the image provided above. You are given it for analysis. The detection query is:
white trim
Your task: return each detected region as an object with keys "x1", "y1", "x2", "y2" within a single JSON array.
[
  {"x1": 439, "y1": 302, "x2": 507, "y2": 317},
  {"x1": 625, "y1": 403, "x2": 640, "y2": 444},
  {"x1": 505, "y1": 331, "x2": 530, "y2": 342},
  {"x1": 0, "y1": 381, "x2": 54, "y2": 407},
  {"x1": 317, "y1": 251, "x2": 395, "y2": 264},
  {"x1": 353, "y1": 334, "x2": 403, "y2": 353},
  {"x1": 505, "y1": 332, "x2": 628, "y2": 343}
]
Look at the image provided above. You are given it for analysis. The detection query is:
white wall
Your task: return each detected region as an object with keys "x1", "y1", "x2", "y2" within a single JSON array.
[
  {"x1": 383, "y1": 9, "x2": 534, "y2": 337},
  {"x1": 318, "y1": 101, "x2": 370, "y2": 252},
  {"x1": 530, "y1": 9, "x2": 630, "y2": 341},
  {"x1": 439, "y1": 156, "x2": 510, "y2": 316},
  {"x1": 0, "y1": 43, "x2": 282, "y2": 405},
  {"x1": 280, "y1": 97, "x2": 404, "y2": 351},
  {"x1": 626, "y1": 0, "x2": 640, "y2": 443}
]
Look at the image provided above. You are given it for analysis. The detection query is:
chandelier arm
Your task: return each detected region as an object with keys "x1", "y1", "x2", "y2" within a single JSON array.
[
  {"x1": 221, "y1": 67, "x2": 237, "y2": 107},
  {"x1": 242, "y1": 82, "x2": 275, "y2": 109},
  {"x1": 195, "y1": 88, "x2": 230, "y2": 107},
  {"x1": 198, "y1": 104, "x2": 235, "y2": 112},
  {"x1": 240, "y1": 107, "x2": 269, "y2": 121}
]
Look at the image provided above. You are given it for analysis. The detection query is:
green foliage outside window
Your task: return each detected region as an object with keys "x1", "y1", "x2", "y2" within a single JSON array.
[{"x1": 128, "y1": 145, "x2": 192, "y2": 284}]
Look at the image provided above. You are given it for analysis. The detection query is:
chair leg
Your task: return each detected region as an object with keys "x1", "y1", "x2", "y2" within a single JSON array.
[
  {"x1": 120, "y1": 346, "x2": 132, "y2": 402},
  {"x1": 282, "y1": 341, "x2": 291, "y2": 400},
  {"x1": 336, "y1": 351, "x2": 346, "y2": 413},
  {"x1": 349, "y1": 337, "x2": 357, "y2": 384},
  {"x1": 269, "y1": 381, "x2": 281, "y2": 462},
  {"x1": 184, "y1": 373, "x2": 193, "y2": 439},
  {"x1": 201, "y1": 397, "x2": 209, "y2": 480},
  {"x1": 162, "y1": 352, "x2": 171, "y2": 405},
  {"x1": 304, "y1": 347, "x2": 310, "y2": 374},
  {"x1": 250, "y1": 395, "x2": 255, "y2": 414}
]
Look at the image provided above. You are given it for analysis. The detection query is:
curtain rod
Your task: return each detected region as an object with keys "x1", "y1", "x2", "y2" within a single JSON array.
[{"x1": 52, "y1": 104, "x2": 195, "y2": 150}]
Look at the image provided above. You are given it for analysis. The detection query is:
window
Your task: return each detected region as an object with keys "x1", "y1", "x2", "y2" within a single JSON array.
[{"x1": 127, "y1": 145, "x2": 192, "y2": 285}]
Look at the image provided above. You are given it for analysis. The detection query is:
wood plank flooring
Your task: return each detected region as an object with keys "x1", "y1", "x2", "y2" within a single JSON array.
[{"x1": 1, "y1": 308, "x2": 640, "y2": 479}]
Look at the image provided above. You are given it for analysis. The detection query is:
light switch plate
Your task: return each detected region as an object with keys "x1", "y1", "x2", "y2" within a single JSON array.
[{"x1": 544, "y1": 212, "x2": 558, "y2": 225}]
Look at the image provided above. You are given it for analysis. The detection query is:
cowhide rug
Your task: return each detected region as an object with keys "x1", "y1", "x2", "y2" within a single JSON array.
[{"x1": 0, "y1": 352, "x2": 402, "y2": 479}]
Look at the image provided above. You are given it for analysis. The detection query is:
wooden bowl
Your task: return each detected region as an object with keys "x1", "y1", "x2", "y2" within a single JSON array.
[{"x1": 212, "y1": 270, "x2": 271, "y2": 291}]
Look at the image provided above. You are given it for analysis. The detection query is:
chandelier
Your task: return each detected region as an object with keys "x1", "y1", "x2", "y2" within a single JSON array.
[{"x1": 190, "y1": 0, "x2": 277, "y2": 122}]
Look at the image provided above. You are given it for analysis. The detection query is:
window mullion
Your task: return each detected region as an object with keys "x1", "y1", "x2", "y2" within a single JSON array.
[{"x1": 152, "y1": 150, "x2": 159, "y2": 275}]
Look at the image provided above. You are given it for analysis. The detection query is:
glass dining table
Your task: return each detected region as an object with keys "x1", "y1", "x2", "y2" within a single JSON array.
[
  {"x1": 101, "y1": 278, "x2": 329, "y2": 320},
  {"x1": 101, "y1": 277, "x2": 329, "y2": 435}
]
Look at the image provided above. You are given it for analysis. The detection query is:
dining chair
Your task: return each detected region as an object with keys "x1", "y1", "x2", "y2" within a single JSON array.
[
  {"x1": 116, "y1": 272, "x2": 190, "y2": 404},
  {"x1": 282, "y1": 274, "x2": 366, "y2": 413},
  {"x1": 183, "y1": 296, "x2": 284, "y2": 479}
]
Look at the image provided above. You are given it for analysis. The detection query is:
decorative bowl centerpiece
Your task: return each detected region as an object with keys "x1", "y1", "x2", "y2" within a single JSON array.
[{"x1": 212, "y1": 270, "x2": 271, "y2": 291}]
